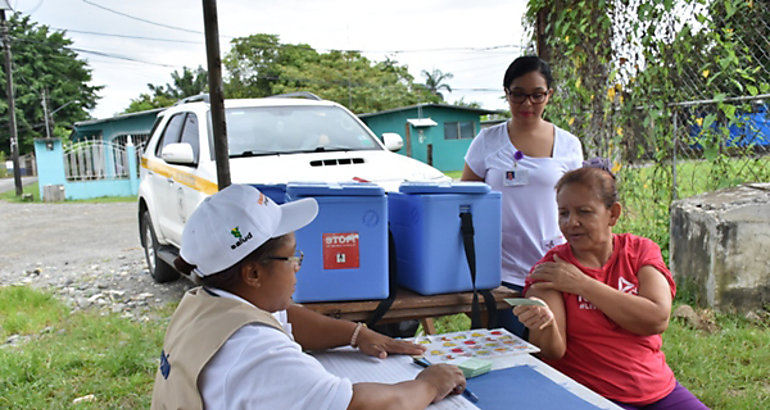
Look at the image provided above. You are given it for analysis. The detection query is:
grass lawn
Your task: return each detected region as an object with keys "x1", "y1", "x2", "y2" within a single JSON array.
[
  {"x1": 0, "y1": 182, "x2": 136, "y2": 203},
  {"x1": 0, "y1": 181, "x2": 39, "y2": 202},
  {"x1": 0, "y1": 286, "x2": 173, "y2": 408},
  {"x1": 444, "y1": 170, "x2": 462, "y2": 180},
  {"x1": 1, "y1": 285, "x2": 767, "y2": 409}
]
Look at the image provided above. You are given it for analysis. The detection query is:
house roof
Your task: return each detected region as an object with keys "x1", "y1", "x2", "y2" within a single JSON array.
[
  {"x1": 73, "y1": 107, "x2": 165, "y2": 128},
  {"x1": 358, "y1": 103, "x2": 501, "y2": 118}
]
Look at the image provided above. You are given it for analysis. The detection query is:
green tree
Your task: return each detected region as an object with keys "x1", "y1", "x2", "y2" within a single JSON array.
[
  {"x1": 124, "y1": 65, "x2": 208, "y2": 113},
  {"x1": 526, "y1": 0, "x2": 615, "y2": 157},
  {"x1": 0, "y1": 13, "x2": 100, "y2": 154},
  {"x1": 452, "y1": 97, "x2": 484, "y2": 110},
  {"x1": 421, "y1": 69, "x2": 453, "y2": 101},
  {"x1": 222, "y1": 33, "x2": 440, "y2": 113}
]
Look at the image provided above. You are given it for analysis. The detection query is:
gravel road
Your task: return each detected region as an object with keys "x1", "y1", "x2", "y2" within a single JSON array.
[{"x1": 0, "y1": 200, "x2": 193, "y2": 321}]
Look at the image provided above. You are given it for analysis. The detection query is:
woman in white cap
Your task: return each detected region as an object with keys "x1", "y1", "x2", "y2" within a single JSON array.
[{"x1": 151, "y1": 184, "x2": 466, "y2": 410}]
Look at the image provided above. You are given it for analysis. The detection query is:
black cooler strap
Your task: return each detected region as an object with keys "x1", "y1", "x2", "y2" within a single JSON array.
[
  {"x1": 366, "y1": 228, "x2": 398, "y2": 327},
  {"x1": 460, "y1": 210, "x2": 497, "y2": 329}
]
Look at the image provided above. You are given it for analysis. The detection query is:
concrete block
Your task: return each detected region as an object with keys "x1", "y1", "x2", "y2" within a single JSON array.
[
  {"x1": 43, "y1": 184, "x2": 66, "y2": 202},
  {"x1": 670, "y1": 183, "x2": 770, "y2": 312}
]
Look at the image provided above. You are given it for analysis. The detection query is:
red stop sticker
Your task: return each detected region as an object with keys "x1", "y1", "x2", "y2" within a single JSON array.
[{"x1": 322, "y1": 232, "x2": 360, "y2": 269}]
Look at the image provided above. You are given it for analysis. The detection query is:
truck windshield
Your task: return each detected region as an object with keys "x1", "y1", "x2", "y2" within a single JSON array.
[{"x1": 222, "y1": 105, "x2": 381, "y2": 157}]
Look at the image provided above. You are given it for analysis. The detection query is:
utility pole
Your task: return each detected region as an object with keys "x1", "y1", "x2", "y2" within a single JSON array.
[
  {"x1": 0, "y1": 2, "x2": 22, "y2": 196},
  {"x1": 202, "y1": 0, "x2": 230, "y2": 190},
  {"x1": 41, "y1": 88, "x2": 51, "y2": 139}
]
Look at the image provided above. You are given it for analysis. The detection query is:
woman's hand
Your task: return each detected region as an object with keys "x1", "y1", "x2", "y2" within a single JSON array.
[
  {"x1": 515, "y1": 289, "x2": 567, "y2": 360},
  {"x1": 512, "y1": 297, "x2": 555, "y2": 331},
  {"x1": 348, "y1": 364, "x2": 466, "y2": 410},
  {"x1": 529, "y1": 255, "x2": 588, "y2": 294},
  {"x1": 415, "y1": 364, "x2": 467, "y2": 403},
  {"x1": 356, "y1": 328, "x2": 427, "y2": 359}
]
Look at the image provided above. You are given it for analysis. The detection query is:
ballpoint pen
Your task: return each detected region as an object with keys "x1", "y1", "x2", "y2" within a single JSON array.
[{"x1": 412, "y1": 356, "x2": 480, "y2": 403}]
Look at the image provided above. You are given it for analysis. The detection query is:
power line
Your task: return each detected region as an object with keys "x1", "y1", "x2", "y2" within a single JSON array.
[
  {"x1": 50, "y1": 24, "x2": 522, "y2": 56},
  {"x1": 71, "y1": 47, "x2": 177, "y2": 67},
  {"x1": 28, "y1": 26, "x2": 521, "y2": 71},
  {"x1": 80, "y1": 0, "x2": 213, "y2": 36},
  {"x1": 386, "y1": 44, "x2": 523, "y2": 54},
  {"x1": 8, "y1": 34, "x2": 512, "y2": 90},
  {"x1": 9, "y1": 36, "x2": 179, "y2": 68},
  {"x1": 78, "y1": 0, "x2": 523, "y2": 56},
  {"x1": 52, "y1": 27, "x2": 201, "y2": 44}
]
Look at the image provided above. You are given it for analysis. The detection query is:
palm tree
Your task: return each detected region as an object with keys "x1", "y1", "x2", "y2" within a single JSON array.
[{"x1": 421, "y1": 69, "x2": 454, "y2": 101}]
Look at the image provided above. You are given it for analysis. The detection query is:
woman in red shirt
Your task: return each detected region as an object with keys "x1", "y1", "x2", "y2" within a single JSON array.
[{"x1": 514, "y1": 162, "x2": 708, "y2": 409}]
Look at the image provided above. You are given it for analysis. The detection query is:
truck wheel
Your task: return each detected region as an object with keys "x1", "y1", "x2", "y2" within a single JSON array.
[{"x1": 141, "y1": 211, "x2": 179, "y2": 283}]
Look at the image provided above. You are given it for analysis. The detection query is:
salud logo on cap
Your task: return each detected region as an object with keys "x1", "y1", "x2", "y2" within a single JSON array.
[{"x1": 230, "y1": 226, "x2": 253, "y2": 250}]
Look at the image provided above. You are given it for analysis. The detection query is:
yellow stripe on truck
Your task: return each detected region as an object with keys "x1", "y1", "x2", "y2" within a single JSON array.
[{"x1": 141, "y1": 157, "x2": 219, "y2": 195}]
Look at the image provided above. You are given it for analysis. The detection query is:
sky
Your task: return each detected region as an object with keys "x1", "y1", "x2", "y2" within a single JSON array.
[{"x1": 11, "y1": 0, "x2": 531, "y2": 119}]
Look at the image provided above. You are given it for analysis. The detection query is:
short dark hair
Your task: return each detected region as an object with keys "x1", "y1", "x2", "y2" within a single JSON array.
[
  {"x1": 555, "y1": 167, "x2": 617, "y2": 209},
  {"x1": 503, "y1": 56, "x2": 553, "y2": 89},
  {"x1": 174, "y1": 234, "x2": 291, "y2": 293}
]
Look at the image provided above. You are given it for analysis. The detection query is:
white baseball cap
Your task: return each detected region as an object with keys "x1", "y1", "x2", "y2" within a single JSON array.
[{"x1": 180, "y1": 184, "x2": 318, "y2": 277}]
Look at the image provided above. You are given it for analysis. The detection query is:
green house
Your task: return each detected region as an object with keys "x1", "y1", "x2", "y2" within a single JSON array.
[
  {"x1": 359, "y1": 104, "x2": 500, "y2": 172},
  {"x1": 70, "y1": 108, "x2": 164, "y2": 147}
]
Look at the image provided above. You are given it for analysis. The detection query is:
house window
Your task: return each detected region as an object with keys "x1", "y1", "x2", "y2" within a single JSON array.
[{"x1": 444, "y1": 121, "x2": 475, "y2": 140}]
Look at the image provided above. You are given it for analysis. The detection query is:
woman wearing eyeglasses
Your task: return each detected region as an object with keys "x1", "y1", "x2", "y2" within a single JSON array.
[
  {"x1": 462, "y1": 55, "x2": 584, "y2": 338},
  {"x1": 151, "y1": 184, "x2": 466, "y2": 410}
]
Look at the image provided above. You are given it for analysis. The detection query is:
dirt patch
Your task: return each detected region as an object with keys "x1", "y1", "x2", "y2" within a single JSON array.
[{"x1": 0, "y1": 201, "x2": 193, "y2": 321}]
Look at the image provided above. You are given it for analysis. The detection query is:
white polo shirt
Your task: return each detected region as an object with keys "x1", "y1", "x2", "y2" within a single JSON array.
[{"x1": 199, "y1": 289, "x2": 353, "y2": 409}]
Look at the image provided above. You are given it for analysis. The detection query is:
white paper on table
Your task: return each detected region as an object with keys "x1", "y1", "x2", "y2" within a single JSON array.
[{"x1": 312, "y1": 348, "x2": 479, "y2": 410}]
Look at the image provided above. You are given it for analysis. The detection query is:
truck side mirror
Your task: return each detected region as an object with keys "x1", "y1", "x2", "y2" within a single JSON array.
[
  {"x1": 382, "y1": 133, "x2": 404, "y2": 152},
  {"x1": 161, "y1": 143, "x2": 196, "y2": 165}
]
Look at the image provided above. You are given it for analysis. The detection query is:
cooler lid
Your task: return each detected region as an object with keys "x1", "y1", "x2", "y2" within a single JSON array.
[
  {"x1": 249, "y1": 183, "x2": 287, "y2": 189},
  {"x1": 286, "y1": 181, "x2": 385, "y2": 197},
  {"x1": 398, "y1": 181, "x2": 491, "y2": 194}
]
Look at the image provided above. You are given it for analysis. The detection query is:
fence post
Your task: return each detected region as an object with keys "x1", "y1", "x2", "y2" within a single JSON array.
[
  {"x1": 127, "y1": 138, "x2": 139, "y2": 195},
  {"x1": 672, "y1": 110, "x2": 678, "y2": 201},
  {"x1": 33, "y1": 138, "x2": 66, "y2": 200}
]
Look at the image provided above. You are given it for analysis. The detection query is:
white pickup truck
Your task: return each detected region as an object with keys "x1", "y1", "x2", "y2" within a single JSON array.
[{"x1": 137, "y1": 93, "x2": 449, "y2": 282}]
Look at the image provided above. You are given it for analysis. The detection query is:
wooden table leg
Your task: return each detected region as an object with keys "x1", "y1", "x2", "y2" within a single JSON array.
[{"x1": 421, "y1": 317, "x2": 437, "y2": 335}]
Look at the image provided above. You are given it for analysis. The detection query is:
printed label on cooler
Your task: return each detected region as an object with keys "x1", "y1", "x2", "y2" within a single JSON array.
[{"x1": 322, "y1": 232, "x2": 360, "y2": 269}]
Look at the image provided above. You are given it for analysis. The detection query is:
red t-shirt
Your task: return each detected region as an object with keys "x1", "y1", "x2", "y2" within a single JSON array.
[{"x1": 524, "y1": 233, "x2": 677, "y2": 405}]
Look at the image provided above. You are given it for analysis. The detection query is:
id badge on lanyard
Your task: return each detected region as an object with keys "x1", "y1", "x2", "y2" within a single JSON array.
[{"x1": 503, "y1": 168, "x2": 530, "y2": 186}]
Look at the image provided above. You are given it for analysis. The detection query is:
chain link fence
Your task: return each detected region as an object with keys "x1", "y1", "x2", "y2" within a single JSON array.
[
  {"x1": 669, "y1": 94, "x2": 770, "y2": 199},
  {"x1": 627, "y1": 1, "x2": 769, "y2": 198},
  {"x1": 528, "y1": 0, "x2": 770, "y2": 247},
  {"x1": 570, "y1": 0, "x2": 770, "y2": 201}
]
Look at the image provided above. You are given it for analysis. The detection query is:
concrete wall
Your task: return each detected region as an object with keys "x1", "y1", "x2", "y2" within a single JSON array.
[
  {"x1": 33, "y1": 138, "x2": 139, "y2": 201},
  {"x1": 670, "y1": 183, "x2": 770, "y2": 312}
]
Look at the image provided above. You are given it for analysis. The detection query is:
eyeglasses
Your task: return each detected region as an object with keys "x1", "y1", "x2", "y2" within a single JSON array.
[
  {"x1": 267, "y1": 249, "x2": 303, "y2": 267},
  {"x1": 506, "y1": 89, "x2": 549, "y2": 104}
]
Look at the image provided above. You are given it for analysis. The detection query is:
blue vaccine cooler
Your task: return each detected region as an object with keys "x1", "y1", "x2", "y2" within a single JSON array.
[
  {"x1": 250, "y1": 183, "x2": 287, "y2": 204},
  {"x1": 388, "y1": 182, "x2": 502, "y2": 295},
  {"x1": 286, "y1": 182, "x2": 389, "y2": 302}
]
